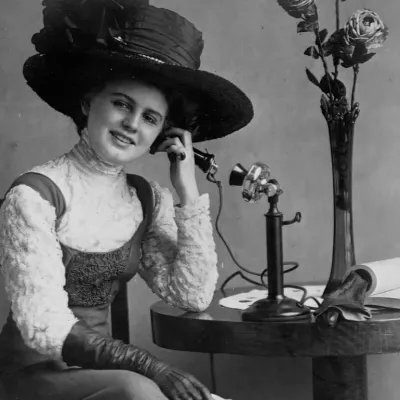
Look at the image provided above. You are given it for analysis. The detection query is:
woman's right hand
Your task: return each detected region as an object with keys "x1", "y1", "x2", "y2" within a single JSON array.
[{"x1": 152, "y1": 363, "x2": 213, "y2": 400}]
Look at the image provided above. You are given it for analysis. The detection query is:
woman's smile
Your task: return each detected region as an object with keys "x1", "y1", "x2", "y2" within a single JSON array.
[{"x1": 109, "y1": 130, "x2": 136, "y2": 146}]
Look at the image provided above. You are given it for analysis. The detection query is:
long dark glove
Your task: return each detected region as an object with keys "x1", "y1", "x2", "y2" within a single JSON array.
[
  {"x1": 62, "y1": 320, "x2": 213, "y2": 400},
  {"x1": 314, "y1": 271, "x2": 371, "y2": 327}
]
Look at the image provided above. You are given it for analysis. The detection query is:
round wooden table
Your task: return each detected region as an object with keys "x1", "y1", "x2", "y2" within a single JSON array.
[{"x1": 151, "y1": 288, "x2": 400, "y2": 400}]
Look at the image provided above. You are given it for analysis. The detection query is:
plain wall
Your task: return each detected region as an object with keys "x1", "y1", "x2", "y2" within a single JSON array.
[{"x1": 1, "y1": 0, "x2": 400, "y2": 398}]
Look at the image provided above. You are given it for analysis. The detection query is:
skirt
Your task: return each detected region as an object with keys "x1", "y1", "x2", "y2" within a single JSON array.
[{"x1": 0, "y1": 361, "x2": 167, "y2": 400}]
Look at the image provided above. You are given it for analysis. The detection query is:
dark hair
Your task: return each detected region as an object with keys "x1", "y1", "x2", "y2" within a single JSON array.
[{"x1": 72, "y1": 71, "x2": 204, "y2": 138}]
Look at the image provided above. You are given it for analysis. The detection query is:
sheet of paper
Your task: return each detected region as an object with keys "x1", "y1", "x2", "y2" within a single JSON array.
[
  {"x1": 219, "y1": 285, "x2": 400, "y2": 311},
  {"x1": 219, "y1": 285, "x2": 325, "y2": 310},
  {"x1": 350, "y1": 258, "x2": 400, "y2": 297}
]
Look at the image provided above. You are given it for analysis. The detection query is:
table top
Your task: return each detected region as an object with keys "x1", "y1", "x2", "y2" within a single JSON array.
[{"x1": 151, "y1": 287, "x2": 400, "y2": 358}]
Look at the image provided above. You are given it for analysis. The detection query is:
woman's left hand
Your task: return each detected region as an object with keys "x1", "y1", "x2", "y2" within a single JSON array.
[
  {"x1": 152, "y1": 363, "x2": 214, "y2": 400},
  {"x1": 154, "y1": 127, "x2": 200, "y2": 206}
]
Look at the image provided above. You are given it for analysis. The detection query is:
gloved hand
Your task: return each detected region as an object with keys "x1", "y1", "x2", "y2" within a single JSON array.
[
  {"x1": 62, "y1": 320, "x2": 213, "y2": 400},
  {"x1": 150, "y1": 362, "x2": 213, "y2": 400}
]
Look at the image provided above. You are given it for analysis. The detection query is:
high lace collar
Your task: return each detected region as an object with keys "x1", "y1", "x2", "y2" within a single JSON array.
[{"x1": 70, "y1": 129, "x2": 124, "y2": 177}]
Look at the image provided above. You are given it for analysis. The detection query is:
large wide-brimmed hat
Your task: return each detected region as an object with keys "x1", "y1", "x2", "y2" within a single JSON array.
[{"x1": 23, "y1": 0, "x2": 254, "y2": 143}]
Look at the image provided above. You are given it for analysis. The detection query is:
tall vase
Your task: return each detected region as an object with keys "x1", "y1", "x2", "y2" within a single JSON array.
[{"x1": 322, "y1": 99, "x2": 360, "y2": 295}]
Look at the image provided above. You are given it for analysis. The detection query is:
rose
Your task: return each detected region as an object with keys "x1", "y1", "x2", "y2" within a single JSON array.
[
  {"x1": 322, "y1": 9, "x2": 388, "y2": 64},
  {"x1": 344, "y1": 9, "x2": 388, "y2": 53},
  {"x1": 277, "y1": 0, "x2": 317, "y2": 19},
  {"x1": 278, "y1": 0, "x2": 314, "y2": 12}
]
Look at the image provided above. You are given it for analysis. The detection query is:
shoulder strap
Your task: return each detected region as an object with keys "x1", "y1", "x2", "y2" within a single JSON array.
[
  {"x1": 111, "y1": 174, "x2": 154, "y2": 343},
  {"x1": 0, "y1": 172, "x2": 66, "y2": 227},
  {"x1": 126, "y1": 174, "x2": 154, "y2": 234}
]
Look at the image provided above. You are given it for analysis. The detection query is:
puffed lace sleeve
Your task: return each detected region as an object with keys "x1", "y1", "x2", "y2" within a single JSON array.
[
  {"x1": 0, "y1": 185, "x2": 78, "y2": 358},
  {"x1": 139, "y1": 182, "x2": 219, "y2": 312}
]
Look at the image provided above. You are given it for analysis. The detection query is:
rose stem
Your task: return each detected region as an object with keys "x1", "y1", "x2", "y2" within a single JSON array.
[
  {"x1": 335, "y1": 0, "x2": 340, "y2": 31},
  {"x1": 350, "y1": 63, "x2": 359, "y2": 109},
  {"x1": 333, "y1": 0, "x2": 340, "y2": 80},
  {"x1": 314, "y1": 26, "x2": 334, "y2": 105}
]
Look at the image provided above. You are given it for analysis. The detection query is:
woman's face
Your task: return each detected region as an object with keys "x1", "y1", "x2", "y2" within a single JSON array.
[{"x1": 85, "y1": 78, "x2": 168, "y2": 166}]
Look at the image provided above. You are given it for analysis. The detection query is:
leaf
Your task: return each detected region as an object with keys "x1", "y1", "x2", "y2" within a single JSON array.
[
  {"x1": 320, "y1": 93, "x2": 331, "y2": 115},
  {"x1": 351, "y1": 42, "x2": 368, "y2": 64},
  {"x1": 341, "y1": 61, "x2": 353, "y2": 68},
  {"x1": 322, "y1": 44, "x2": 332, "y2": 57},
  {"x1": 304, "y1": 46, "x2": 319, "y2": 59},
  {"x1": 297, "y1": 21, "x2": 308, "y2": 33},
  {"x1": 358, "y1": 52, "x2": 376, "y2": 64},
  {"x1": 319, "y1": 73, "x2": 332, "y2": 95},
  {"x1": 304, "y1": 46, "x2": 312, "y2": 56},
  {"x1": 305, "y1": 68, "x2": 320, "y2": 88},
  {"x1": 316, "y1": 28, "x2": 328, "y2": 44},
  {"x1": 339, "y1": 49, "x2": 354, "y2": 67},
  {"x1": 297, "y1": 20, "x2": 317, "y2": 33}
]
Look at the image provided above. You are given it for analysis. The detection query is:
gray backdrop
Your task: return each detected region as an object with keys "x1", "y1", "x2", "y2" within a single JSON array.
[{"x1": 1, "y1": 0, "x2": 399, "y2": 398}]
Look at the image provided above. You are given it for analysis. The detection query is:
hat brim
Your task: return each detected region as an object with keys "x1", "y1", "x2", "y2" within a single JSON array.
[{"x1": 22, "y1": 49, "x2": 254, "y2": 143}]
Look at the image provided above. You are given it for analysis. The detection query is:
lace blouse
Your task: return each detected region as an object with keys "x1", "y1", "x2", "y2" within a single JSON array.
[{"x1": 0, "y1": 130, "x2": 219, "y2": 359}]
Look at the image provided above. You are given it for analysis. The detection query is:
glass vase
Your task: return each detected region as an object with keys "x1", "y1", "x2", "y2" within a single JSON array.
[{"x1": 322, "y1": 101, "x2": 359, "y2": 295}]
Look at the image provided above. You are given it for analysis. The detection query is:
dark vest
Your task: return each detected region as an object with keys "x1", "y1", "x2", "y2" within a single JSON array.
[{"x1": 0, "y1": 172, "x2": 153, "y2": 374}]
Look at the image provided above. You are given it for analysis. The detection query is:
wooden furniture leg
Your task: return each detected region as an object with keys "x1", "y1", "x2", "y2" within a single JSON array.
[{"x1": 312, "y1": 355, "x2": 367, "y2": 400}]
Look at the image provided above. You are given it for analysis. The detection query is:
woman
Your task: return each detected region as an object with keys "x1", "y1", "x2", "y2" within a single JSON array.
[{"x1": 0, "y1": 1, "x2": 253, "y2": 399}]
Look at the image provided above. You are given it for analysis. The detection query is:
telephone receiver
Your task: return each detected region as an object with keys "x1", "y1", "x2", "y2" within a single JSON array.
[{"x1": 150, "y1": 122, "x2": 219, "y2": 180}]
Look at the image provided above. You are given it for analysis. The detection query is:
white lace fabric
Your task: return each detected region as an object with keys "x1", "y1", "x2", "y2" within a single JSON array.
[
  {"x1": 0, "y1": 131, "x2": 219, "y2": 357},
  {"x1": 140, "y1": 182, "x2": 218, "y2": 311},
  {"x1": 0, "y1": 185, "x2": 78, "y2": 359}
]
